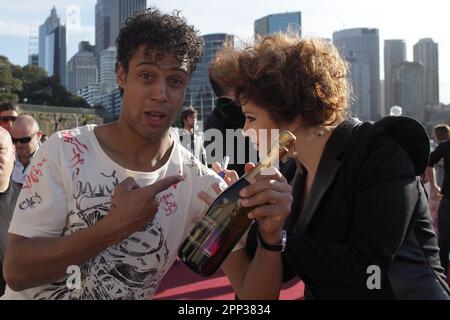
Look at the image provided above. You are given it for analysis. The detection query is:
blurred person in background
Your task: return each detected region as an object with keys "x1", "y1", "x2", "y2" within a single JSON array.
[
  {"x1": 179, "y1": 106, "x2": 206, "y2": 164},
  {"x1": 0, "y1": 102, "x2": 20, "y2": 133},
  {"x1": 427, "y1": 124, "x2": 450, "y2": 278},
  {"x1": 9, "y1": 115, "x2": 41, "y2": 186}
]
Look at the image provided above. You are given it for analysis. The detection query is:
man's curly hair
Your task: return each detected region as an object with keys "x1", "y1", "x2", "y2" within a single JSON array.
[
  {"x1": 215, "y1": 34, "x2": 351, "y2": 127},
  {"x1": 116, "y1": 8, "x2": 203, "y2": 74}
]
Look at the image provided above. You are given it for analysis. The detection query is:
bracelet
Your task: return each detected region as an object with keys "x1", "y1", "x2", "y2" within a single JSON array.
[{"x1": 257, "y1": 229, "x2": 287, "y2": 252}]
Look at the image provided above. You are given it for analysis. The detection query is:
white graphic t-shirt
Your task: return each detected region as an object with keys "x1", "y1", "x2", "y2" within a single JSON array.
[{"x1": 3, "y1": 125, "x2": 225, "y2": 300}]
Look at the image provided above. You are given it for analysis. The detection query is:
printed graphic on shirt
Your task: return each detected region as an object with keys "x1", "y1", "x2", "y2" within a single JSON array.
[
  {"x1": 69, "y1": 169, "x2": 118, "y2": 232},
  {"x1": 33, "y1": 220, "x2": 170, "y2": 300}
]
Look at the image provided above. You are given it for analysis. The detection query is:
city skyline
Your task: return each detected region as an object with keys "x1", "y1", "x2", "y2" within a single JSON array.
[{"x1": 0, "y1": 0, "x2": 448, "y2": 103}]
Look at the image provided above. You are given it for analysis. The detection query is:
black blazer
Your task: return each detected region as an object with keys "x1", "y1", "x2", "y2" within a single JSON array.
[{"x1": 246, "y1": 117, "x2": 450, "y2": 299}]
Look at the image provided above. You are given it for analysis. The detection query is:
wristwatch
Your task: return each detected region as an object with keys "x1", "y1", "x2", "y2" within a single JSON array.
[{"x1": 257, "y1": 230, "x2": 287, "y2": 252}]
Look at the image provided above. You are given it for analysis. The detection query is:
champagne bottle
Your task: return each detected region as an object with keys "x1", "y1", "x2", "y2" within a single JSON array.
[{"x1": 178, "y1": 130, "x2": 296, "y2": 276}]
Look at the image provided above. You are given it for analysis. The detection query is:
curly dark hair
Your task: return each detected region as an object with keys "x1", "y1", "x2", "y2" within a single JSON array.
[
  {"x1": 115, "y1": 7, "x2": 203, "y2": 75},
  {"x1": 216, "y1": 34, "x2": 351, "y2": 127}
]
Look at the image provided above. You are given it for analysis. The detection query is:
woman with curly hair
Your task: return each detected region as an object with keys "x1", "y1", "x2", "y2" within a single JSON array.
[{"x1": 202, "y1": 34, "x2": 450, "y2": 299}]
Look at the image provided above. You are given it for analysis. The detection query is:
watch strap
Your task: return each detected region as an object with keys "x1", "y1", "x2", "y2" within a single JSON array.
[{"x1": 257, "y1": 229, "x2": 287, "y2": 252}]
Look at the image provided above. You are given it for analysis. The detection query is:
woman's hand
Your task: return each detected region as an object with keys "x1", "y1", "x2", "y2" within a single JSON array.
[
  {"x1": 198, "y1": 163, "x2": 293, "y2": 245},
  {"x1": 241, "y1": 166, "x2": 293, "y2": 244}
]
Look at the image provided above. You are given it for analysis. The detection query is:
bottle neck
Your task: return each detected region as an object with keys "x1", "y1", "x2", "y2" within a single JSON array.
[
  {"x1": 243, "y1": 145, "x2": 285, "y2": 183},
  {"x1": 242, "y1": 130, "x2": 295, "y2": 183}
]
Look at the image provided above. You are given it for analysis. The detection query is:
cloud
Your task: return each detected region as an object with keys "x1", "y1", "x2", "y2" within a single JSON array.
[
  {"x1": 67, "y1": 25, "x2": 95, "y2": 36},
  {"x1": 0, "y1": 20, "x2": 34, "y2": 37}
]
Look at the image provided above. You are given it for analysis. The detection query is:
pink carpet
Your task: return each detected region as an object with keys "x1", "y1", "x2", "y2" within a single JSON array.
[{"x1": 154, "y1": 261, "x2": 304, "y2": 300}]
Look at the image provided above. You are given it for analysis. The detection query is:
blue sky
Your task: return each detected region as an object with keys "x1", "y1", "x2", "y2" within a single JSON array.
[{"x1": 0, "y1": 0, "x2": 448, "y2": 103}]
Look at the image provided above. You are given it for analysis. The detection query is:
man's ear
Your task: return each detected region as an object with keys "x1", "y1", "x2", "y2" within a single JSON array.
[{"x1": 116, "y1": 62, "x2": 127, "y2": 89}]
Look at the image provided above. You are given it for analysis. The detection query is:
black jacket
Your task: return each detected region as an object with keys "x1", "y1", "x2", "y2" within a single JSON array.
[
  {"x1": 246, "y1": 117, "x2": 450, "y2": 299},
  {"x1": 203, "y1": 98, "x2": 253, "y2": 177}
]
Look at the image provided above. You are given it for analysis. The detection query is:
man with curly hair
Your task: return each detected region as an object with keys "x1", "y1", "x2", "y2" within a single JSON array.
[{"x1": 2, "y1": 8, "x2": 226, "y2": 300}]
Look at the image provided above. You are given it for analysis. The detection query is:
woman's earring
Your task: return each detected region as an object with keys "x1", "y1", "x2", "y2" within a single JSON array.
[{"x1": 306, "y1": 126, "x2": 325, "y2": 142}]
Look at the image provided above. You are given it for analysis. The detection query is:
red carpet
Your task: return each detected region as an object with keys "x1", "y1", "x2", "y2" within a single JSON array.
[
  {"x1": 154, "y1": 260, "x2": 450, "y2": 300},
  {"x1": 154, "y1": 261, "x2": 304, "y2": 300}
]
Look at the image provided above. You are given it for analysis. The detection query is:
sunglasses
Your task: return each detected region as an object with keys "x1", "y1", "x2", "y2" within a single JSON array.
[
  {"x1": 12, "y1": 132, "x2": 38, "y2": 144},
  {"x1": 0, "y1": 116, "x2": 17, "y2": 123}
]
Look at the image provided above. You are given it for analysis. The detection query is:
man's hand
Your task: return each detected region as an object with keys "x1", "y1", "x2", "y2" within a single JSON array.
[
  {"x1": 98, "y1": 175, "x2": 183, "y2": 244},
  {"x1": 430, "y1": 184, "x2": 442, "y2": 200}
]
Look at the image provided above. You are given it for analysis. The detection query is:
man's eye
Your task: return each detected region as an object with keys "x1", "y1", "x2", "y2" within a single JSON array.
[
  {"x1": 170, "y1": 78, "x2": 185, "y2": 86},
  {"x1": 141, "y1": 73, "x2": 152, "y2": 80}
]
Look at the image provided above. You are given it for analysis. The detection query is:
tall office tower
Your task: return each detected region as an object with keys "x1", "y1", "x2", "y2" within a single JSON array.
[
  {"x1": 110, "y1": 0, "x2": 146, "y2": 44},
  {"x1": 254, "y1": 11, "x2": 302, "y2": 38},
  {"x1": 28, "y1": 25, "x2": 39, "y2": 67},
  {"x1": 384, "y1": 39, "x2": 406, "y2": 114},
  {"x1": 28, "y1": 54, "x2": 39, "y2": 66},
  {"x1": 67, "y1": 42, "x2": 98, "y2": 94},
  {"x1": 333, "y1": 28, "x2": 380, "y2": 121},
  {"x1": 184, "y1": 33, "x2": 234, "y2": 122},
  {"x1": 95, "y1": 0, "x2": 112, "y2": 66},
  {"x1": 99, "y1": 46, "x2": 118, "y2": 92},
  {"x1": 413, "y1": 38, "x2": 439, "y2": 107},
  {"x1": 38, "y1": 7, "x2": 66, "y2": 85},
  {"x1": 391, "y1": 62, "x2": 425, "y2": 123}
]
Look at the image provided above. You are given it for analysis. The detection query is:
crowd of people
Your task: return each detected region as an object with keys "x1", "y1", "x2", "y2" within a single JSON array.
[{"x1": 0, "y1": 7, "x2": 449, "y2": 300}]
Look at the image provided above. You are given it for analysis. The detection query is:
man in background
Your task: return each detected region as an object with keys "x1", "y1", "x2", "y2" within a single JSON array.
[
  {"x1": 0, "y1": 102, "x2": 20, "y2": 133},
  {"x1": 10, "y1": 115, "x2": 41, "y2": 185},
  {"x1": 179, "y1": 106, "x2": 206, "y2": 164}
]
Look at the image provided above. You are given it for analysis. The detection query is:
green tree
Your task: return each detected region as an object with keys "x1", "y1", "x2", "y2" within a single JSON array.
[
  {"x1": 0, "y1": 56, "x2": 90, "y2": 108},
  {"x1": 0, "y1": 55, "x2": 22, "y2": 102}
]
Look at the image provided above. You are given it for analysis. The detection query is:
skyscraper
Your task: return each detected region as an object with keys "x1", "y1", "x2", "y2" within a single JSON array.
[
  {"x1": 391, "y1": 62, "x2": 425, "y2": 123},
  {"x1": 413, "y1": 38, "x2": 439, "y2": 107},
  {"x1": 254, "y1": 12, "x2": 302, "y2": 38},
  {"x1": 67, "y1": 42, "x2": 98, "y2": 94},
  {"x1": 39, "y1": 7, "x2": 66, "y2": 85},
  {"x1": 110, "y1": 0, "x2": 146, "y2": 44},
  {"x1": 333, "y1": 28, "x2": 380, "y2": 121},
  {"x1": 99, "y1": 46, "x2": 118, "y2": 92},
  {"x1": 95, "y1": 0, "x2": 112, "y2": 62},
  {"x1": 384, "y1": 39, "x2": 406, "y2": 113},
  {"x1": 184, "y1": 33, "x2": 234, "y2": 122},
  {"x1": 28, "y1": 54, "x2": 39, "y2": 66}
]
